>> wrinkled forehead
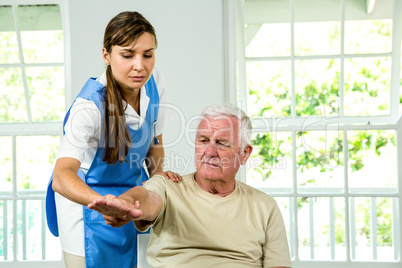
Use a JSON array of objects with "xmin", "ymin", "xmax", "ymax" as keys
[{"xmin": 197, "ymin": 115, "xmax": 240, "ymax": 137}]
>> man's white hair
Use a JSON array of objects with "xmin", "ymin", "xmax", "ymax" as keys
[{"xmin": 200, "ymin": 103, "xmax": 252, "ymax": 150}]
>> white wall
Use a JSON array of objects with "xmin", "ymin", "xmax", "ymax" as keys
[{"xmin": 67, "ymin": 0, "xmax": 225, "ymax": 174}]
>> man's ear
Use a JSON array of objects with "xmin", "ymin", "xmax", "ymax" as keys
[
  {"xmin": 241, "ymin": 144, "xmax": 253, "ymax": 165},
  {"xmin": 102, "ymin": 47, "xmax": 110, "ymax": 65}
]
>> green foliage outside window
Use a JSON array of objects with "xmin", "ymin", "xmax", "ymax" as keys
[{"xmin": 247, "ymin": 19, "xmax": 397, "ymax": 251}]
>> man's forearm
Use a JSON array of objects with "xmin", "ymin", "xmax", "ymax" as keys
[
  {"xmin": 87, "ymin": 186, "xmax": 163, "ymax": 224},
  {"xmin": 119, "ymin": 186, "xmax": 162, "ymax": 222}
]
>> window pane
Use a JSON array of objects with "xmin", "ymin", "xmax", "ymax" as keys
[
  {"xmin": 246, "ymin": 23, "xmax": 290, "ymax": 57},
  {"xmin": 0, "ymin": 137, "xmax": 12, "ymax": 194},
  {"xmin": 247, "ymin": 61, "xmax": 291, "ymax": 117},
  {"xmin": 345, "ymin": 19, "xmax": 392, "ymax": 54},
  {"xmin": 17, "ymin": 200, "xmax": 62, "ymax": 260},
  {"xmin": 294, "ymin": 0, "xmax": 340, "ymax": 56},
  {"xmin": 376, "ymin": 197, "xmax": 395, "ymax": 261},
  {"xmin": 16, "ymin": 136, "xmax": 59, "ymax": 192},
  {"xmin": 17, "ymin": 5, "xmax": 63, "ymax": 63},
  {"xmin": 0, "ymin": 6, "xmax": 19, "ymax": 64},
  {"xmin": 0, "ymin": 200, "xmax": 13, "ymax": 261},
  {"xmin": 20, "ymin": 30, "xmax": 63, "ymax": 63},
  {"xmin": 0, "ymin": 68, "xmax": 27, "ymax": 122},
  {"xmin": 244, "ymin": 0, "xmax": 290, "ymax": 57},
  {"xmin": 275, "ymin": 197, "xmax": 293, "ymax": 258},
  {"xmin": 294, "ymin": 22, "xmax": 340, "ymax": 56},
  {"xmin": 344, "ymin": 0, "xmax": 392, "ymax": 55},
  {"xmin": 247, "ymin": 132, "xmax": 293, "ymax": 191},
  {"xmin": 351, "ymin": 197, "xmax": 396, "ymax": 261},
  {"xmin": 297, "ymin": 130, "xmax": 343, "ymax": 192},
  {"xmin": 26, "ymin": 66, "xmax": 65, "ymax": 122},
  {"xmin": 344, "ymin": 57, "xmax": 391, "ymax": 116},
  {"xmin": 348, "ymin": 130, "xmax": 397, "ymax": 193},
  {"xmin": 298, "ymin": 197, "xmax": 346, "ymax": 260},
  {"xmin": 295, "ymin": 59, "xmax": 340, "ymax": 117}
]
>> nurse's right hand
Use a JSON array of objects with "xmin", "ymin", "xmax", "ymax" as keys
[{"xmin": 88, "ymin": 197, "xmax": 142, "ymax": 222}]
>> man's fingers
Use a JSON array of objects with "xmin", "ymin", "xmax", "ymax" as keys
[{"xmin": 105, "ymin": 194, "xmax": 116, "ymax": 200}]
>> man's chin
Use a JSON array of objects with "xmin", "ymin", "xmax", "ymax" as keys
[{"xmin": 198, "ymin": 169, "xmax": 222, "ymax": 180}]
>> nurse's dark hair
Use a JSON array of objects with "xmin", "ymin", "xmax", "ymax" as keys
[{"xmin": 102, "ymin": 11, "xmax": 157, "ymax": 164}]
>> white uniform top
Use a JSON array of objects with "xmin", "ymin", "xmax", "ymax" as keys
[{"xmin": 55, "ymin": 69, "xmax": 170, "ymax": 256}]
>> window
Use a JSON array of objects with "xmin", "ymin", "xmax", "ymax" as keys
[
  {"xmin": 227, "ymin": 0, "xmax": 402, "ymax": 266},
  {"xmin": 0, "ymin": 1, "xmax": 65, "ymax": 266}
]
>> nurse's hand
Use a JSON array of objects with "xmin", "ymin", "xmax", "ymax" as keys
[
  {"xmin": 88, "ymin": 197, "xmax": 142, "ymax": 223},
  {"xmin": 153, "ymin": 171, "xmax": 182, "ymax": 183}
]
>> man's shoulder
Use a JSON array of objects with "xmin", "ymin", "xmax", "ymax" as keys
[
  {"xmin": 147, "ymin": 172, "xmax": 195, "ymax": 187},
  {"xmin": 237, "ymin": 181, "xmax": 276, "ymax": 203}
]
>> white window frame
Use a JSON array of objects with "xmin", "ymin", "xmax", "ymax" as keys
[
  {"xmin": 223, "ymin": 0, "xmax": 402, "ymax": 267},
  {"xmin": 0, "ymin": 0, "xmax": 71, "ymax": 267}
]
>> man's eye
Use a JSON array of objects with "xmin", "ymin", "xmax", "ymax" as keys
[
  {"xmin": 217, "ymin": 142, "xmax": 229, "ymax": 148},
  {"xmin": 198, "ymin": 139, "xmax": 209, "ymax": 144}
]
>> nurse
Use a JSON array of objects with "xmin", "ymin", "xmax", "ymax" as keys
[{"xmin": 45, "ymin": 11, "xmax": 179, "ymax": 268}]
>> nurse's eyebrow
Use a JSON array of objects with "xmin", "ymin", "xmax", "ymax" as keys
[{"xmin": 120, "ymin": 48, "xmax": 154, "ymax": 52}]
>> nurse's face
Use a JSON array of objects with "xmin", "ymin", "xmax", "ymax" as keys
[{"xmin": 102, "ymin": 32, "xmax": 156, "ymax": 91}]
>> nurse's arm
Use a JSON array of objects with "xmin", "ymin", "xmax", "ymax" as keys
[
  {"xmin": 145, "ymin": 134, "xmax": 164, "ymax": 177},
  {"xmin": 146, "ymin": 134, "xmax": 181, "ymax": 182},
  {"xmin": 88, "ymin": 186, "xmax": 163, "ymax": 223},
  {"xmin": 52, "ymin": 157, "xmax": 103, "ymax": 206}
]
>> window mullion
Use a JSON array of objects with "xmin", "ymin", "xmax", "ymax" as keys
[
  {"xmin": 41, "ymin": 200, "xmax": 46, "ymax": 260},
  {"xmin": 340, "ymin": 0, "xmax": 346, "ymax": 119},
  {"xmin": 309, "ymin": 197, "xmax": 315, "ymax": 259},
  {"xmin": 11, "ymin": 4, "xmax": 32, "ymax": 123},
  {"xmin": 3, "ymin": 200, "xmax": 8, "ymax": 260},
  {"xmin": 289, "ymin": 196, "xmax": 295, "ymax": 259},
  {"xmin": 392, "ymin": 197, "xmax": 400, "ymax": 260},
  {"xmin": 22, "ymin": 200, "xmax": 27, "ymax": 260},
  {"xmin": 390, "ymin": 0, "xmax": 402, "ymax": 121},
  {"xmin": 291, "ymin": 129, "xmax": 299, "ymax": 261},
  {"xmin": 396, "ymin": 116, "xmax": 402, "ymax": 261},
  {"xmin": 371, "ymin": 197, "xmax": 378, "ymax": 260},
  {"xmin": 350, "ymin": 197, "xmax": 356, "ymax": 260},
  {"xmin": 12, "ymin": 135, "xmax": 17, "ymax": 261},
  {"xmin": 343, "ymin": 125, "xmax": 351, "ymax": 262},
  {"xmin": 329, "ymin": 197, "xmax": 335, "ymax": 259},
  {"xmin": 236, "ymin": 0, "xmax": 248, "ymax": 116},
  {"xmin": 290, "ymin": 0, "xmax": 296, "ymax": 119}
]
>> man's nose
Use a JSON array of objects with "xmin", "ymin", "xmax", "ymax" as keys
[{"xmin": 204, "ymin": 142, "xmax": 218, "ymax": 156}]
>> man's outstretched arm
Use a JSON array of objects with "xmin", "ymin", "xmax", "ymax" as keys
[{"xmin": 88, "ymin": 186, "xmax": 163, "ymax": 227}]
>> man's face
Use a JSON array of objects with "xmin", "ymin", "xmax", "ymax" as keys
[{"xmin": 195, "ymin": 115, "xmax": 250, "ymax": 182}]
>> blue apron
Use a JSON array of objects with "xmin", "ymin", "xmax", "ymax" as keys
[{"xmin": 45, "ymin": 76, "xmax": 159, "ymax": 268}]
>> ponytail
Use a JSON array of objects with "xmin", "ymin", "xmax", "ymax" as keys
[{"xmin": 102, "ymin": 66, "xmax": 131, "ymax": 164}]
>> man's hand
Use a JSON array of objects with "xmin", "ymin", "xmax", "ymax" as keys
[
  {"xmin": 88, "ymin": 197, "xmax": 143, "ymax": 226},
  {"xmin": 103, "ymin": 215, "xmax": 133, "ymax": 228}
]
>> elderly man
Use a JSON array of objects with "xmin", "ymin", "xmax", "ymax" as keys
[{"xmin": 89, "ymin": 103, "xmax": 292, "ymax": 268}]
